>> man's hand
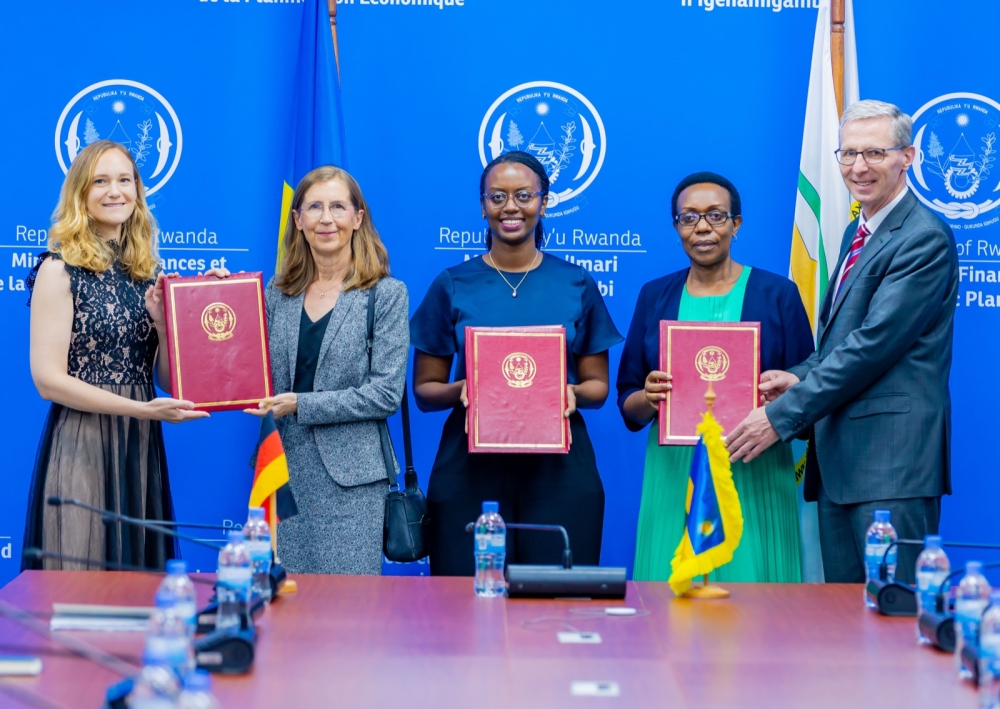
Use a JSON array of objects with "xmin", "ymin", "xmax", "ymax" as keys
[
  {"xmin": 726, "ymin": 407, "xmax": 780, "ymax": 463},
  {"xmin": 759, "ymin": 370, "xmax": 800, "ymax": 405}
]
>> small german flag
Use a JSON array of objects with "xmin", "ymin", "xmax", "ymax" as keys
[{"xmin": 250, "ymin": 412, "xmax": 299, "ymax": 539}]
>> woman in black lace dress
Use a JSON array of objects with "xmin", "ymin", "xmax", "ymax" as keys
[{"xmin": 22, "ymin": 140, "xmax": 213, "ymax": 571}]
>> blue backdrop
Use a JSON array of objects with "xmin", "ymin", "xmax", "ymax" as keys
[{"xmin": 1, "ymin": 0, "xmax": 996, "ymax": 587}]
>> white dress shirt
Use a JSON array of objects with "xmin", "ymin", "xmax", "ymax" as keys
[{"xmin": 835, "ymin": 186, "xmax": 910, "ymax": 290}]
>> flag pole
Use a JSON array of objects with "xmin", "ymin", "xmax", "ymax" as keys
[
  {"xmin": 831, "ymin": 0, "xmax": 845, "ymax": 116},
  {"xmin": 327, "ymin": 0, "xmax": 340, "ymax": 79},
  {"xmin": 681, "ymin": 382, "xmax": 731, "ymax": 600}
]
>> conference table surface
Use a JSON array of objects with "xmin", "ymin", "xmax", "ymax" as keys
[{"xmin": 0, "ymin": 571, "xmax": 975, "ymax": 708}]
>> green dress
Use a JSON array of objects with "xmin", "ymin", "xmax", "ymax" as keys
[{"xmin": 632, "ymin": 267, "xmax": 802, "ymax": 583}]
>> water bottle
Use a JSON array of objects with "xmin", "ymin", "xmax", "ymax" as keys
[
  {"xmin": 980, "ymin": 592, "xmax": 1000, "ymax": 709},
  {"xmin": 863, "ymin": 509, "xmax": 897, "ymax": 609},
  {"xmin": 216, "ymin": 530, "xmax": 252, "ymax": 631},
  {"xmin": 915, "ymin": 535, "xmax": 950, "ymax": 644},
  {"xmin": 127, "ymin": 649, "xmax": 180, "ymax": 708},
  {"xmin": 473, "ymin": 501, "xmax": 506, "ymax": 598},
  {"xmin": 144, "ymin": 591, "xmax": 191, "ymax": 680},
  {"xmin": 178, "ymin": 670, "xmax": 221, "ymax": 709},
  {"xmin": 957, "ymin": 561, "xmax": 992, "ymax": 678},
  {"xmin": 244, "ymin": 507, "xmax": 273, "ymax": 603},
  {"xmin": 158, "ymin": 560, "xmax": 197, "ymax": 641}
]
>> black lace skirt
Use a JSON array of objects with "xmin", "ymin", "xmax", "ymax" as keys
[{"xmin": 21, "ymin": 383, "xmax": 178, "ymax": 571}]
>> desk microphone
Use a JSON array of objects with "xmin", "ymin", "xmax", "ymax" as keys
[
  {"xmin": 917, "ymin": 560, "xmax": 1000, "ymax": 655},
  {"xmin": 867, "ymin": 539, "xmax": 1000, "ymax": 617},
  {"xmin": 465, "ymin": 522, "xmax": 626, "ymax": 599},
  {"xmin": 46, "ymin": 496, "xmax": 223, "ymax": 550},
  {"xmin": 46, "ymin": 496, "xmax": 287, "ymax": 598}
]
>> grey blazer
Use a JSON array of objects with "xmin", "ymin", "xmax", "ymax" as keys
[
  {"xmin": 265, "ymin": 276, "xmax": 409, "ymax": 487},
  {"xmin": 767, "ymin": 191, "xmax": 958, "ymax": 505}
]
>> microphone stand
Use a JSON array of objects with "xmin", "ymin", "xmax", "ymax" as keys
[
  {"xmin": 464, "ymin": 521, "xmax": 626, "ymax": 599},
  {"xmin": 918, "ymin": 560, "xmax": 1000, "ymax": 659},
  {"xmin": 867, "ymin": 539, "xmax": 1000, "ymax": 616},
  {"xmin": 46, "ymin": 497, "xmax": 223, "ymax": 551}
]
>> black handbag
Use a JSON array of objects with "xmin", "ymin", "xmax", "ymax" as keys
[{"xmin": 365, "ymin": 288, "xmax": 430, "ymax": 562}]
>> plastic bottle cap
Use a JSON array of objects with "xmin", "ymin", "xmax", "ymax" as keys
[
  {"xmin": 924, "ymin": 535, "xmax": 942, "ymax": 548},
  {"xmin": 166, "ymin": 559, "xmax": 187, "ymax": 575},
  {"xmin": 873, "ymin": 510, "xmax": 891, "ymax": 523},
  {"xmin": 248, "ymin": 508, "xmax": 264, "ymax": 520},
  {"xmin": 227, "ymin": 530, "xmax": 245, "ymax": 544},
  {"xmin": 183, "ymin": 669, "xmax": 212, "ymax": 691},
  {"xmin": 154, "ymin": 591, "xmax": 177, "ymax": 608},
  {"xmin": 967, "ymin": 561, "xmax": 983, "ymax": 574},
  {"xmin": 482, "ymin": 501, "xmax": 499, "ymax": 514}
]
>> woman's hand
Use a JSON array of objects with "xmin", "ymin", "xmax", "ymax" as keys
[
  {"xmin": 565, "ymin": 384, "xmax": 577, "ymax": 417},
  {"xmin": 244, "ymin": 393, "xmax": 298, "ymax": 419},
  {"xmin": 146, "ymin": 269, "xmax": 232, "ymax": 327},
  {"xmin": 144, "ymin": 397, "xmax": 210, "ymax": 423},
  {"xmin": 459, "ymin": 380, "xmax": 468, "ymax": 432},
  {"xmin": 144, "ymin": 273, "xmax": 172, "ymax": 330},
  {"xmin": 643, "ymin": 370, "xmax": 672, "ymax": 410}
]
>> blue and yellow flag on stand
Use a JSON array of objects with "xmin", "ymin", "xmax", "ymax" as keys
[
  {"xmin": 668, "ymin": 410, "xmax": 744, "ymax": 595},
  {"xmin": 277, "ymin": 0, "xmax": 348, "ymax": 265}
]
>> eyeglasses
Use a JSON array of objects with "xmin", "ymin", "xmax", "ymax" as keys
[
  {"xmin": 674, "ymin": 210, "xmax": 734, "ymax": 228},
  {"xmin": 482, "ymin": 190, "xmax": 545, "ymax": 208},
  {"xmin": 834, "ymin": 146, "xmax": 903, "ymax": 165},
  {"xmin": 299, "ymin": 201, "xmax": 353, "ymax": 220}
]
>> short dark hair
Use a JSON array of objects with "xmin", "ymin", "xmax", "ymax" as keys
[
  {"xmin": 480, "ymin": 151, "xmax": 550, "ymax": 249},
  {"xmin": 670, "ymin": 172, "xmax": 742, "ymax": 220}
]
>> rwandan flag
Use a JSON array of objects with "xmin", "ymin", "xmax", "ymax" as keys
[
  {"xmin": 668, "ymin": 410, "xmax": 744, "ymax": 595},
  {"xmin": 250, "ymin": 412, "xmax": 299, "ymax": 550},
  {"xmin": 276, "ymin": 0, "xmax": 348, "ymax": 265}
]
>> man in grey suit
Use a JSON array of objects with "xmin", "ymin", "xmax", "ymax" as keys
[{"xmin": 726, "ymin": 99, "xmax": 959, "ymax": 583}]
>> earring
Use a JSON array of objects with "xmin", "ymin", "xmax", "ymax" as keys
[{"xmin": 733, "ymin": 232, "xmax": 738, "ymax": 241}]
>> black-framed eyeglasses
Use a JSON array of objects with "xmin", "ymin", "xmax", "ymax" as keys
[
  {"xmin": 834, "ymin": 146, "xmax": 903, "ymax": 165},
  {"xmin": 482, "ymin": 190, "xmax": 545, "ymax": 208},
  {"xmin": 674, "ymin": 210, "xmax": 734, "ymax": 228}
]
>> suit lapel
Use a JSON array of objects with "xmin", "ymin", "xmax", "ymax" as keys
[
  {"xmin": 816, "ymin": 220, "xmax": 856, "ymax": 340},
  {"xmin": 314, "ymin": 288, "xmax": 359, "ymax": 380},
  {"xmin": 820, "ymin": 191, "xmax": 917, "ymax": 344},
  {"xmin": 286, "ymin": 290, "xmax": 306, "ymax": 389}
]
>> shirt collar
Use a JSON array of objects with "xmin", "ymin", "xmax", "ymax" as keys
[{"xmin": 859, "ymin": 186, "xmax": 909, "ymax": 236}]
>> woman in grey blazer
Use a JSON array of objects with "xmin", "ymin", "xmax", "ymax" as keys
[{"xmin": 246, "ymin": 166, "xmax": 408, "ymax": 575}]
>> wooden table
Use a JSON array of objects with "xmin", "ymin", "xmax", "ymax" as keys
[{"xmin": 0, "ymin": 571, "xmax": 975, "ymax": 708}]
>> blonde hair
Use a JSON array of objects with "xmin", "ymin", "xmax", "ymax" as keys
[
  {"xmin": 275, "ymin": 166, "xmax": 390, "ymax": 296},
  {"xmin": 48, "ymin": 140, "xmax": 159, "ymax": 281}
]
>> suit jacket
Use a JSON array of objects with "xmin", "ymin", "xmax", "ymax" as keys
[
  {"xmin": 265, "ymin": 276, "xmax": 409, "ymax": 487},
  {"xmin": 767, "ymin": 191, "xmax": 958, "ymax": 504}
]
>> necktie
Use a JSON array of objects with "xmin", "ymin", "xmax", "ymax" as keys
[{"xmin": 835, "ymin": 223, "xmax": 870, "ymax": 301}]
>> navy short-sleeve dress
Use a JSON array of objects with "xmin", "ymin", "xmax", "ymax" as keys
[{"xmin": 411, "ymin": 254, "xmax": 623, "ymax": 576}]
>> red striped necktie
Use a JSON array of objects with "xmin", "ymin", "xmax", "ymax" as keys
[{"xmin": 835, "ymin": 222, "xmax": 870, "ymax": 301}]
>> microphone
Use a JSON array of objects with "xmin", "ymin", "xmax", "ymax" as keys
[
  {"xmin": 47, "ymin": 496, "xmax": 288, "ymax": 598},
  {"xmin": 918, "ymin": 561, "xmax": 1000, "ymax": 654},
  {"xmin": 465, "ymin": 521, "xmax": 626, "ymax": 599},
  {"xmin": 867, "ymin": 539, "xmax": 1000, "ymax": 616},
  {"xmin": 47, "ymin": 496, "xmax": 223, "ymax": 550}
]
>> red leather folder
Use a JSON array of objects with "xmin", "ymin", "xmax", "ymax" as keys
[
  {"xmin": 465, "ymin": 326, "xmax": 569, "ymax": 454},
  {"xmin": 162, "ymin": 273, "xmax": 272, "ymax": 412},
  {"xmin": 658, "ymin": 321, "xmax": 760, "ymax": 445}
]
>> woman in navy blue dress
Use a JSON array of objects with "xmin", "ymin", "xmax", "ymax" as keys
[{"xmin": 410, "ymin": 152, "xmax": 623, "ymax": 576}]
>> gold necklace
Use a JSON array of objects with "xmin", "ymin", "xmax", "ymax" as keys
[
  {"xmin": 314, "ymin": 279, "xmax": 341, "ymax": 298},
  {"xmin": 486, "ymin": 250, "xmax": 540, "ymax": 298}
]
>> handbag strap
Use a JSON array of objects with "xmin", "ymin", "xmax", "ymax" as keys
[{"xmin": 366, "ymin": 286, "xmax": 413, "ymax": 492}]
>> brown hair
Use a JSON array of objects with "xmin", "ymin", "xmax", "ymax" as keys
[
  {"xmin": 274, "ymin": 166, "xmax": 390, "ymax": 295},
  {"xmin": 48, "ymin": 140, "xmax": 159, "ymax": 281}
]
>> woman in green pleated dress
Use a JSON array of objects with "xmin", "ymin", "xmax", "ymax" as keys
[{"xmin": 615, "ymin": 172, "xmax": 815, "ymax": 582}]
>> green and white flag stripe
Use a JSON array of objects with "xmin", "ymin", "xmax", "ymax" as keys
[{"xmin": 790, "ymin": 0, "xmax": 859, "ymax": 333}]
